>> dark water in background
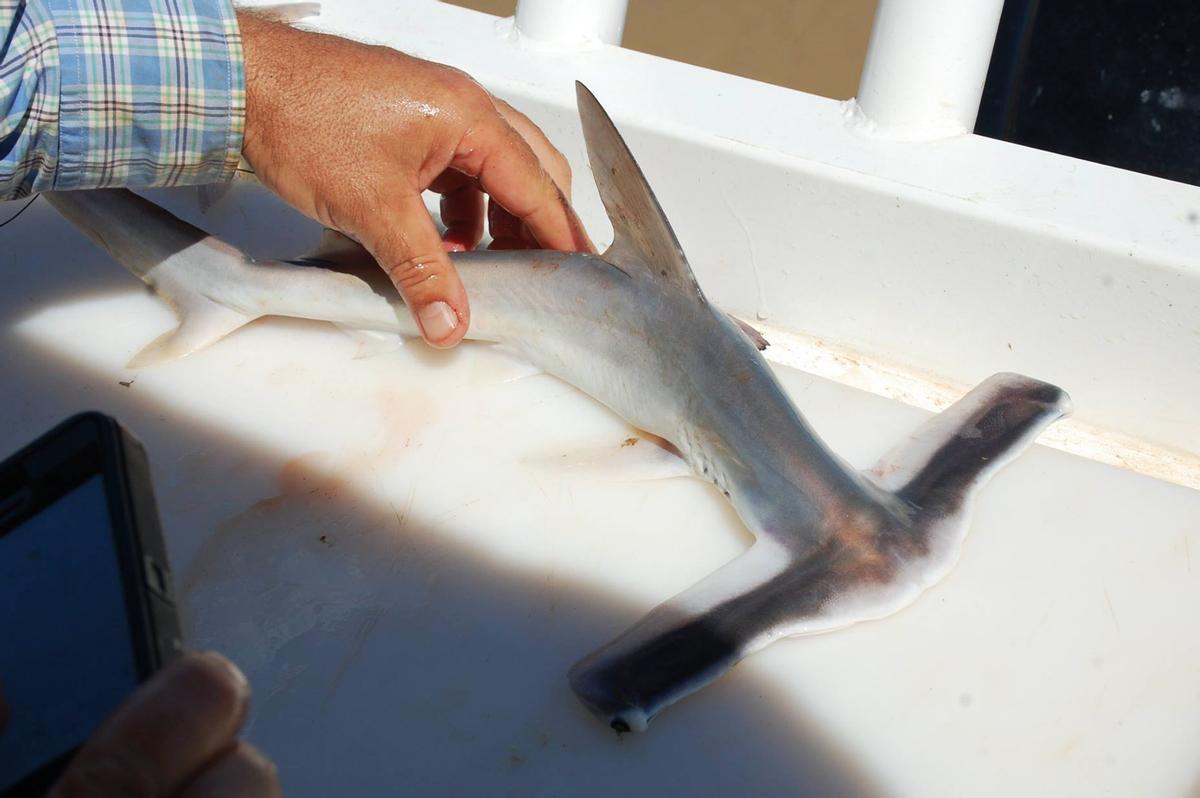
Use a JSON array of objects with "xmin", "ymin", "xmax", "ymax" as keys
[{"xmin": 979, "ymin": 0, "xmax": 1200, "ymax": 187}]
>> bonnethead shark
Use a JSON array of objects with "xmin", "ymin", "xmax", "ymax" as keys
[{"xmin": 45, "ymin": 83, "xmax": 1071, "ymax": 733}]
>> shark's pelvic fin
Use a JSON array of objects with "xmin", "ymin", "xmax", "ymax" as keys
[
  {"xmin": 520, "ymin": 433, "xmax": 692, "ymax": 483},
  {"xmin": 728, "ymin": 314, "xmax": 769, "ymax": 351},
  {"xmin": 334, "ymin": 324, "xmax": 405, "ymax": 358},
  {"xmin": 575, "ymin": 82, "xmax": 707, "ymax": 304}
]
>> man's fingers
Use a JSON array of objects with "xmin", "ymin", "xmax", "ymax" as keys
[
  {"xmin": 50, "ymin": 652, "xmax": 249, "ymax": 798},
  {"xmin": 438, "ymin": 178, "xmax": 485, "ymax": 252},
  {"xmin": 178, "ymin": 742, "xmax": 280, "ymax": 798},
  {"xmin": 492, "ymin": 97, "xmax": 574, "ymax": 202},
  {"xmin": 458, "ymin": 119, "xmax": 593, "ymax": 254},
  {"xmin": 364, "ymin": 194, "xmax": 470, "ymax": 348},
  {"xmin": 487, "ymin": 197, "xmax": 535, "ymax": 251}
]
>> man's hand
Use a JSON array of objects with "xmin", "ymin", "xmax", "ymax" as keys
[
  {"xmin": 48, "ymin": 653, "xmax": 278, "ymax": 797},
  {"xmin": 238, "ymin": 12, "xmax": 593, "ymax": 348}
]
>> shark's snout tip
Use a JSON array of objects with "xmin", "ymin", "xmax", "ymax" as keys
[
  {"xmin": 568, "ymin": 661, "xmax": 651, "ymax": 733},
  {"xmin": 983, "ymin": 372, "xmax": 1073, "ymax": 417}
]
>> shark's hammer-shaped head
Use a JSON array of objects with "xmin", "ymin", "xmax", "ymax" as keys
[{"xmin": 566, "ymin": 85, "xmax": 1072, "ymax": 735}]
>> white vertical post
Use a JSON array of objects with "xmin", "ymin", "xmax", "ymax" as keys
[
  {"xmin": 514, "ymin": 0, "xmax": 628, "ymax": 48},
  {"xmin": 855, "ymin": 0, "xmax": 1006, "ymax": 139}
]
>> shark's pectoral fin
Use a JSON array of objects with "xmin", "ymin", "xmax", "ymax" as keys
[
  {"xmin": 868, "ymin": 373, "xmax": 1072, "ymax": 513},
  {"xmin": 520, "ymin": 432, "xmax": 691, "ymax": 483},
  {"xmin": 128, "ymin": 301, "xmax": 258, "ymax": 368}
]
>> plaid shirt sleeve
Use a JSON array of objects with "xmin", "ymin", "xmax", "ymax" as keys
[{"xmin": 0, "ymin": 0, "xmax": 244, "ymax": 200}]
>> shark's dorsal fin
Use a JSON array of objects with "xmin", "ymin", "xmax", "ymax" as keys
[{"xmin": 575, "ymin": 82, "xmax": 707, "ymax": 304}]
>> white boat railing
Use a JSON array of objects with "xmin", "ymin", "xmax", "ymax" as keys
[
  {"xmin": 513, "ymin": 0, "xmax": 628, "ymax": 48},
  {"xmin": 854, "ymin": 0, "xmax": 1007, "ymax": 139}
]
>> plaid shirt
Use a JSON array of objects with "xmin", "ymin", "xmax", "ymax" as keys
[{"xmin": 1, "ymin": 0, "xmax": 243, "ymax": 200}]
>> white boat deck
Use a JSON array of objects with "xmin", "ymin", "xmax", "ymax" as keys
[{"xmin": 3, "ymin": 1, "xmax": 1198, "ymax": 795}]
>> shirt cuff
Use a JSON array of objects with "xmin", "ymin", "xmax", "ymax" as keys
[{"xmin": 50, "ymin": 0, "xmax": 244, "ymax": 191}]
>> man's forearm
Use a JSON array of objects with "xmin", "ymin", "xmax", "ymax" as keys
[{"xmin": 0, "ymin": 0, "xmax": 245, "ymax": 200}]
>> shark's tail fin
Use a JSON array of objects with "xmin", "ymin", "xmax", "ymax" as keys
[{"xmin": 46, "ymin": 189, "xmax": 263, "ymax": 367}]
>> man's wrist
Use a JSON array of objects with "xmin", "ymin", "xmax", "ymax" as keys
[
  {"xmin": 236, "ymin": 10, "xmax": 271, "ymax": 161},
  {"xmin": 237, "ymin": 10, "xmax": 309, "ymax": 170}
]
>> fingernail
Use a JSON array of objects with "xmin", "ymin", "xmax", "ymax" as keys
[{"xmin": 418, "ymin": 300, "xmax": 459, "ymax": 342}]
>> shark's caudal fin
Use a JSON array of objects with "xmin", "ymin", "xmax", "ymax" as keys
[
  {"xmin": 45, "ymin": 190, "xmax": 263, "ymax": 367},
  {"xmin": 575, "ymin": 83, "xmax": 707, "ymax": 304},
  {"xmin": 570, "ymin": 373, "xmax": 1071, "ymax": 732}
]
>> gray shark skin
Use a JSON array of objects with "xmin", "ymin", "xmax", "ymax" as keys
[{"xmin": 44, "ymin": 83, "xmax": 1071, "ymax": 733}]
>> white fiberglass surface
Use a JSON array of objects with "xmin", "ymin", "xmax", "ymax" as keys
[{"xmin": 2, "ymin": 191, "xmax": 1198, "ymax": 796}]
